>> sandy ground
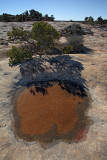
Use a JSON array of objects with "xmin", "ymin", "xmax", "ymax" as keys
[{"xmin": 0, "ymin": 22, "xmax": 107, "ymax": 160}]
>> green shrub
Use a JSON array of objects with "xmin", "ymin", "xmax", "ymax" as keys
[
  {"xmin": 67, "ymin": 35, "xmax": 84, "ymax": 52},
  {"xmin": 7, "ymin": 22, "xmax": 60, "ymax": 50},
  {"xmin": 7, "ymin": 46, "xmax": 32, "ymax": 65},
  {"xmin": 97, "ymin": 16, "xmax": 103, "ymax": 25},
  {"xmin": 61, "ymin": 23, "xmax": 82, "ymax": 37},
  {"xmin": 70, "ymin": 24, "xmax": 82, "ymax": 34},
  {"xmin": 7, "ymin": 26, "xmax": 31, "ymax": 41},
  {"xmin": 2, "ymin": 13, "xmax": 11, "ymax": 22},
  {"xmin": 32, "ymin": 21, "xmax": 60, "ymax": 51},
  {"xmin": 7, "ymin": 22, "xmax": 60, "ymax": 65},
  {"xmin": 62, "ymin": 45, "xmax": 74, "ymax": 54},
  {"xmin": 62, "ymin": 35, "xmax": 84, "ymax": 54}
]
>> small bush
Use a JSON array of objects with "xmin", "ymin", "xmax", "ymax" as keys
[
  {"xmin": 32, "ymin": 21, "xmax": 60, "ymax": 51},
  {"xmin": 62, "ymin": 35, "xmax": 84, "ymax": 54},
  {"xmin": 7, "ymin": 26, "xmax": 31, "ymax": 41},
  {"xmin": 62, "ymin": 45, "xmax": 74, "ymax": 54},
  {"xmin": 70, "ymin": 24, "xmax": 82, "ymax": 34},
  {"xmin": 61, "ymin": 23, "xmax": 82, "ymax": 37},
  {"xmin": 68, "ymin": 35, "xmax": 84, "ymax": 52},
  {"xmin": 7, "ymin": 46, "xmax": 32, "ymax": 65},
  {"xmin": 7, "ymin": 22, "xmax": 60, "ymax": 65}
]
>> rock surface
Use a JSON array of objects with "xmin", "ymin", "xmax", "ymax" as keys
[{"xmin": 0, "ymin": 21, "xmax": 107, "ymax": 160}]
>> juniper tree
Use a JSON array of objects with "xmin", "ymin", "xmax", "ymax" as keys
[{"xmin": 7, "ymin": 21, "xmax": 60, "ymax": 65}]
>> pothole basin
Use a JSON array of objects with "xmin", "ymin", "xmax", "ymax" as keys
[{"xmin": 12, "ymin": 81, "xmax": 91, "ymax": 144}]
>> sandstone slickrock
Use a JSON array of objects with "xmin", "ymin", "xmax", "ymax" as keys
[{"xmin": 0, "ymin": 21, "xmax": 107, "ymax": 160}]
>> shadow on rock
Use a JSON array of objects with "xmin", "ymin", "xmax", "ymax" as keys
[
  {"xmin": 12, "ymin": 55, "xmax": 93, "ymax": 148},
  {"xmin": 17, "ymin": 55, "xmax": 86, "ymax": 87}
]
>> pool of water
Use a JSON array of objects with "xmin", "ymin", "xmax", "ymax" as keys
[{"xmin": 12, "ymin": 81, "xmax": 90, "ymax": 144}]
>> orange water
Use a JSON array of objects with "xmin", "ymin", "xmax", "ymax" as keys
[{"xmin": 17, "ymin": 84, "xmax": 83, "ymax": 136}]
